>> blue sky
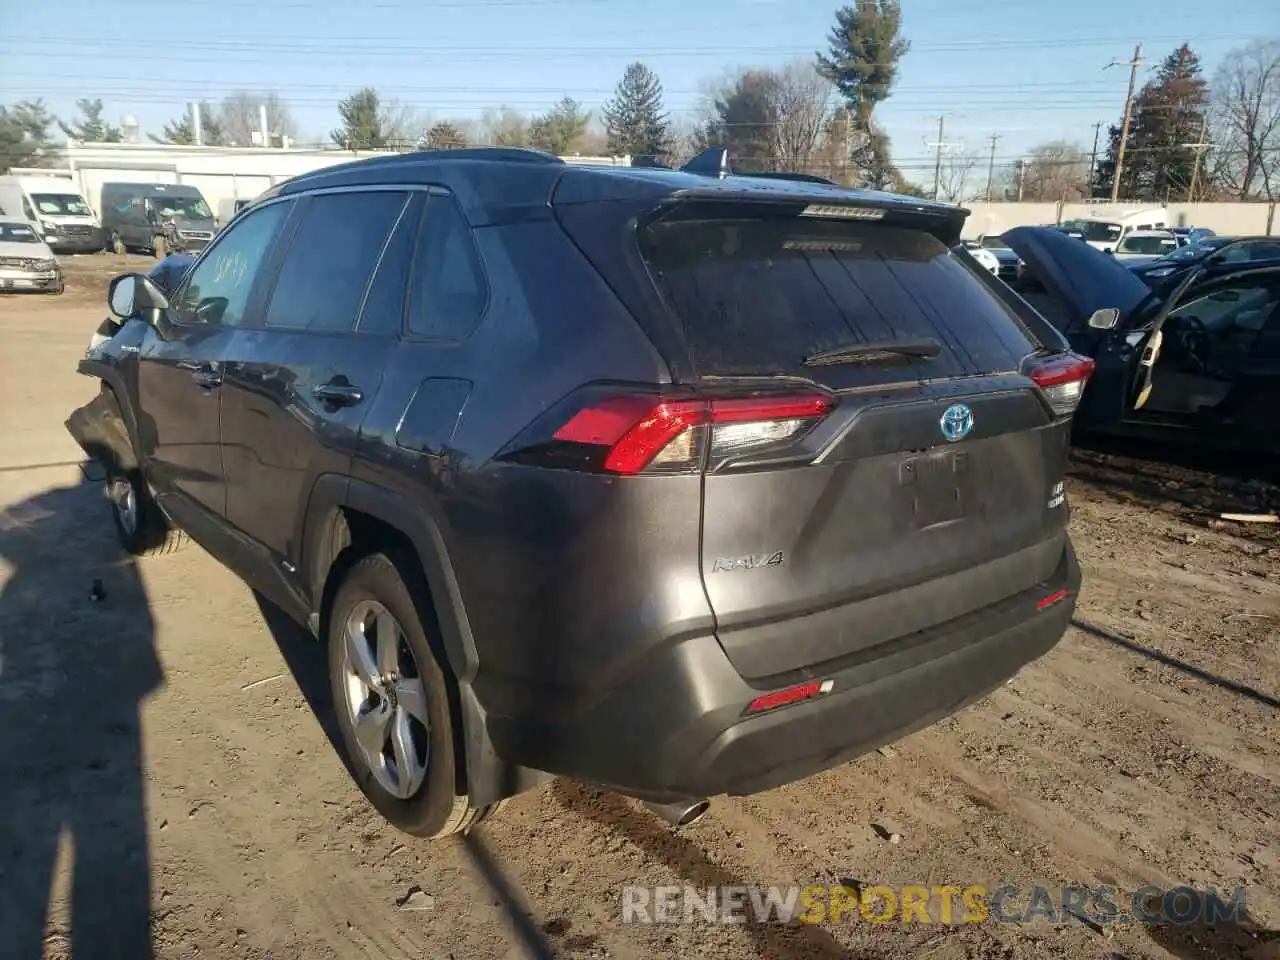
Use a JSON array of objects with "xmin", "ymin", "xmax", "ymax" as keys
[{"xmin": 5, "ymin": 0, "xmax": 1271, "ymax": 175}]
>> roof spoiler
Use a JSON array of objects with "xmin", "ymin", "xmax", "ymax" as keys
[{"xmin": 678, "ymin": 147, "xmax": 838, "ymax": 186}]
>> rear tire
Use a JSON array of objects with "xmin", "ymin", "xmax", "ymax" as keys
[
  {"xmin": 106, "ymin": 469, "xmax": 187, "ymax": 556},
  {"xmin": 327, "ymin": 551, "xmax": 500, "ymax": 838}
]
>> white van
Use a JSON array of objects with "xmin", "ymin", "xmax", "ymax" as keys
[
  {"xmin": 1057, "ymin": 207, "xmax": 1169, "ymax": 254},
  {"xmin": 0, "ymin": 176, "xmax": 104, "ymax": 254}
]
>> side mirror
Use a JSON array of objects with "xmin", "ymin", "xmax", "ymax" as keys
[
  {"xmin": 1087, "ymin": 308, "xmax": 1121, "ymax": 330},
  {"xmin": 1104, "ymin": 248, "xmax": 1115, "ymax": 256},
  {"xmin": 107, "ymin": 272, "xmax": 172, "ymax": 334}
]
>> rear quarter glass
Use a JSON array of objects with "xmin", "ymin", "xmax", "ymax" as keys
[{"xmin": 637, "ymin": 218, "xmax": 1038, "ymax": 388}]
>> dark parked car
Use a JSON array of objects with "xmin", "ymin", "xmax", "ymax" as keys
[
  {"xmin": 68, "ymin": 148, "xmax": 1088, "ymax": 838},
  {"xmin": 1128, "ymin": 235, "xmax": 1280, "ymax": 290},
  {"xmin": 1006, "ymin": 227, "xmax": 1280, "ymax": 455}
]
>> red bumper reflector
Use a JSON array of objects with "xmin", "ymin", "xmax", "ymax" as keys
[
  {"xmin": 747, "ymin": 679, "xmax": 832, "ymax": 714},
  {"xmin": 1038, "ymin": 588, "xmax": 1068, "ymax": 611}
]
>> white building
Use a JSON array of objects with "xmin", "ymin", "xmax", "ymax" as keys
[{"xmin": 19, "ymin": 141, "xmax": 631, "ymax": 225}]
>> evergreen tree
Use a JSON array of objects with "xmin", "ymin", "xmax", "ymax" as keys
[
  {"xmin": 58, "ymin": 99, "xmax": 122, "ymax": 143},
  {"xmin": 422, "ymin": 121, "xmax": 469, "ymax": 150},
  {"xmin": 602, "ymin": 62, "xmax": 671, "ymax": 164},
  {"xmin": 529, "ymin": 97, "xmax": 591, "ymax": 155},
  {"xmin": 1095, "ymin": 44, "xmax": 1208, "ymax": 201},
  {"xmin": 331, "ymin": 88, "xmax": 387, "ymax": 151},
  {"xmin": 150, "ymin": 104, "xmax": 224, "ymax": 146},
  {"xmin": 815, "ymin": 2, "xmax": 909, "ymax": 189},
  {"xmin": 0, "ymin": 100, "xmax": 56, "ymax": 172},
  {"xmin": 698, "ymin": 70, "xmax": 781, "ymax": 173},
  {"xmin": 815, "ymin": 0, "xmax": 910, "ymax": 125}
]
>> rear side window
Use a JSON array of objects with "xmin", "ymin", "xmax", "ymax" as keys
[
  {"xmin": 638, "ymin": 218, "xmax": 1036, "ymax": 383},
  {"xmin": 266, "ymin": 191, "xmax": 409, "ymax": 333},
  {"xmin": 405, "ymin": 194, "xmax": 488, "ymax": 340}
]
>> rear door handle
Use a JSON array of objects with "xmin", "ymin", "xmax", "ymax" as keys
[
  {"xmin": 313, "ymin": 380, "xmax": 364, "ymax": 407},
  {"xmin": 191, "ymin": 367, "xmax": 222, "ymax": 388}
]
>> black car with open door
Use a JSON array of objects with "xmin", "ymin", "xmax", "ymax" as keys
[{"xmin": 1005, "ymin": 227, "xmax": 1280, "ymax": 456}]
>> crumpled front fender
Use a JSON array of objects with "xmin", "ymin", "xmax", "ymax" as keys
[{"xmin": 66, "ymin": 389, "xmax": 138, "ymax": 476}]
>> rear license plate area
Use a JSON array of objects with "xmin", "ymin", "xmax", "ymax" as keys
[{"xmin": 899, "ymin": 449, "xmax": 975, "ymax": 528}]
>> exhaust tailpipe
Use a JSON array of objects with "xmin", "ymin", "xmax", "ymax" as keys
[{"xmin": 642, "ymin": 798, "xmax": 711, "ymax": 828}]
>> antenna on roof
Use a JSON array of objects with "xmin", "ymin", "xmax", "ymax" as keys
[{"xmin": 680, "ymin": 147, "xmax": 731, "ymax": 179}]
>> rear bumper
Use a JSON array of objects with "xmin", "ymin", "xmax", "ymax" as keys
[{"xmin": 486, "ymin": 539, "xmax": 1080, "ymax": 801}]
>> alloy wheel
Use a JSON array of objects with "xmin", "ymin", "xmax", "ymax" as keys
[
  {"xmin": 108, "ymin": 476, "xmax": 137, "ymax": 536},
  {"xmin": 340, "ymin": 599, "xmax": 430, "ymax": 799}
]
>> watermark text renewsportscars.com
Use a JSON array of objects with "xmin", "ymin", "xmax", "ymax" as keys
[{"xmin": 620, "ymin": 883, "xmax": 1248, "ymax": 926}]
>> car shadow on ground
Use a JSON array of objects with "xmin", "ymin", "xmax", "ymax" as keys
[
  {"xmin": 1071, "ymin": 618, "xmax": 1278, "ymax": 711},
  {"xmin": 1069, "ymin": 436, "xmax": 1278, "ymax": 527},
  {"xmin": 252, "ymin": 592, "xmax": 566, "ymax": 958},
  {"xmin": 551, "ymin": 780, "xmax": 873, "ymax": 960},
  {"xmin": 0, "ymin": 475, "xmax": 162, "ymax": 959},
  {"xmin": 1138, "ymin": 889, "xmax": 1278, "ymax": 960}
]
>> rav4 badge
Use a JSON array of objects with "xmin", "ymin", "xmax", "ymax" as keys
[{"xmin": 713, "ymin": 551, "xmax": 784, "ymax": 573}]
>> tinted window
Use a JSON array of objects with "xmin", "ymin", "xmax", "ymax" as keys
[
  {"xmin": 357, "ymin": 194, "xmax": 424, "ymax": 336},
  {"xmin": 171, "ymin": 200, "xmax": 291, "ymax": 327},
  {"xmin": 265, "ymin": 191, "xmax": 408, "ymax": 333},
  {"xmin": 638, "ymin": 218, "xmax": 1036, "ymax": 384},
  {"xmin": 405, "ymin": 194, "xmax": 488, "ymax": 340}
]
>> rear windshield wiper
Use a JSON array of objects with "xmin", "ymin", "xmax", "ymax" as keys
[{"xmin": 803, "ymin": 337, "xmax": 942, "ymax": 367}]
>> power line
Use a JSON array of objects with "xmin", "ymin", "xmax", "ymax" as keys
[
  {"xmin": 5, "ymin": 73, "xmax": 1133, "ymax": 95},
  {"xmin": 4, "ymin": 32, "xmax": 1253, "ymax": 57}
]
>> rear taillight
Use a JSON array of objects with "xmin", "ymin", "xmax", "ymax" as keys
[
  {"xmin": 1027, "ymin": 353, "xmax": 1096, "ymax": 417},
  {"xmin": 506, "ymin": 389, "xmax": 832, "ymax": 475}
]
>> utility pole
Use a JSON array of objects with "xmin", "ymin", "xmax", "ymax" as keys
[
  {"xmin": 930, "ymin": 115, "xmax": 946, "ymax": 201},
  {"xmin": 1016, "ymin": 159, "xmax": 1027, "ymax": 202},
  {"xmin": 1088, "ymin": 121, "xmax": 1103, "ymax": 197},
  {"xmin": 1105, "ymin": 44, "xmax": 1143, "ymax": 202},
  {"xmin": 985, "ymin": 132, "xmax": 1001, "ymax": 202},
  {"xmin": 1184, "ymin": 115, "xmax": 1212, "ymax": 202}
]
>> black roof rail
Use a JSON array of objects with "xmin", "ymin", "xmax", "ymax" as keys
[
  {"xmin": 408, "ymin": 147, "xmax": 564, "ymax": 165},
  {"xmin": 743, "ymin": 170, "xmax": 840, "ymax": 186},
  {"xmin": 678, "ymin": 147, "xmax": 838, "ymax": 185},
  {"xmin": 286, "ymin": 146, "xmax": 564, "ymax": 185}
]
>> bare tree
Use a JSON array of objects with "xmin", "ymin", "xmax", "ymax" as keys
[
  {"xmin": 477, "ymin": 106, "xmax": 530, "ymax": 147},
  {"xmin": 380, "ymin": 98, "xmax": 428, "ymax": 150},
  {"xmin": 770, "ymin": 60, "xmax": 834, "ymax": 175},
  {"xmin": 935, "ymin": 149, "xmax": 977, "ymax": 202},
  {"xmin": 1209, "ymin": 39, "xmax": 1280, "ymax": 200},
  {"xmin": 218, "ymin": 91, "xmax": 298, "ymax": 146},
  {"xmin": 1018, "ymin": 140, "xmax": 1091, "ymax": 201}
]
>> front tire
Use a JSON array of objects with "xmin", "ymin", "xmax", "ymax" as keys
[
  {"xmin": 106, "ymin": 469, "xmax": 186, "ymax": 556},
  {"xmin": 327, "ymin": 552, "xmax": 499, "ymax": 838}
]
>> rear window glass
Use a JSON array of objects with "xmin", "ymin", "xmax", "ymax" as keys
[{"xmin": 638, "ymin": 218, "xmax": 1037, "ymax": 383}]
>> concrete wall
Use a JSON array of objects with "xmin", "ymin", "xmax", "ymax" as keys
[{"xmin": 961, "ymin": 200, "xmax": 1279, "ymax": 239}]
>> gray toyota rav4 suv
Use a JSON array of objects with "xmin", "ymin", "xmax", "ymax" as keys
[{"xmin": 68, "ymin": 147, "xmax": 1088, "ymax": 837}]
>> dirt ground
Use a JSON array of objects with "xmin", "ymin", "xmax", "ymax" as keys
[{"xmin": 0, "ymin": 258, "xmax": 1276, "ymax": 960}]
